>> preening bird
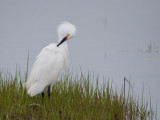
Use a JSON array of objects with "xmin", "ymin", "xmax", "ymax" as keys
[{"xmin": 25, "ymin": 22, "xmax": 76, "ymax": 97}]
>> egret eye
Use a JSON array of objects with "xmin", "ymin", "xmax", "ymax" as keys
[
  {"xmin": 66, "ymin": 34, "xmax": 70, "ymax": 39},
  {"xmin": 67, "ymin": 34, "xmax": 70, "ymax": 37}
]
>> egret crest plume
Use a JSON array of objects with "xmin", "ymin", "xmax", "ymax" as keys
[{"xmin": 57, "ymin": 21, "xmax": 76, "ymax": 41}]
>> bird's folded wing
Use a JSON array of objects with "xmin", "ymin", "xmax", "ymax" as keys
[{"xmin": 26, "ymin": 44, "xmax": 64, "ymax": 89}]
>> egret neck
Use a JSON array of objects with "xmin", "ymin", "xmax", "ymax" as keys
[{"xmin": 57, "ymin": 38, "xmax": 69, "ymax": 73}]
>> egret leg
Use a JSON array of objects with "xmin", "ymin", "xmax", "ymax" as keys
[
  {"xmin": 48, "ymin": 85, "xmax": 50, "ymax": 98},
  {"xmin": 42, "ymin": 92, "xmax": 44, "ymax": 98}
]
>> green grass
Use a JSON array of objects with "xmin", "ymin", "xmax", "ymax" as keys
[{"xmin": 0, "ymin": 70, "xmax": 156, "ymax": 120}]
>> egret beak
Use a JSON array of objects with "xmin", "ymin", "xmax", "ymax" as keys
[{"xmin": 57, "ymin": 34, "xmax": 70, "ymax": 47}]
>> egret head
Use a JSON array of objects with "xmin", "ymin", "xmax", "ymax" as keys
[{"xmin": 57, "ymin": 22, "xmax": 76, "ymax": 47}]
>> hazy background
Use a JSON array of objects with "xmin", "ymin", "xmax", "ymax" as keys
[{"xmin": 0, "ymin": 0, "xmax": 160, "ymax": 118}]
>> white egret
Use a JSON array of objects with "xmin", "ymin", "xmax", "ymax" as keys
[{"xmin": 25, "ymin": 21, "xmax": 76, "ymax": 97}]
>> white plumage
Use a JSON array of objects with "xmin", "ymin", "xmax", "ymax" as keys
[{"xmin": 26, "ymin": 22, "xmax": 76, "ymax": 97}]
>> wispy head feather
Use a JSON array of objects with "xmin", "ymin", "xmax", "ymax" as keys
[{"xmin": 57, "ymin": 21, "xmax": 76, "ymax": 41}]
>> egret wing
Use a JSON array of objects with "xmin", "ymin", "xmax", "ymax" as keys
[{"xmin": 26, "ymin": 44, "xmax": 64, "ymax": 93}]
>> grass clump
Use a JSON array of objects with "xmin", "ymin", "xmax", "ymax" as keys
[{"xmin": 0, "ymin": 70, "xmax": 155, "ymax": 120}]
